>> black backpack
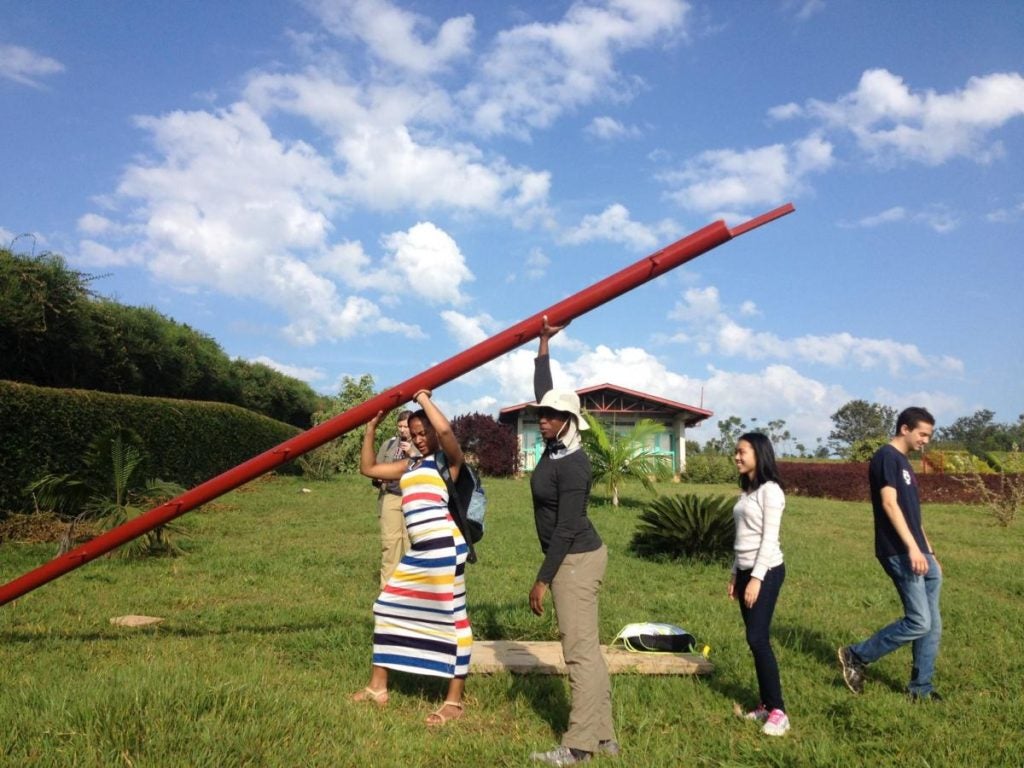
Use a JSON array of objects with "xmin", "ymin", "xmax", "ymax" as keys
[{"xmin": 435, "ymin": 452, "xmax": 486, "ymax": 563}]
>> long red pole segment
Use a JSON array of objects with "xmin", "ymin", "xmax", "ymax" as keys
[{"xmin": 0, "ymin": 203, "xmax": 794, "ymax": 606}]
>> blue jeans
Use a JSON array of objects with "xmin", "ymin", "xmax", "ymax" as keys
[{"xmin": 850, "ymin": 553, "xmax": 942, "ymax": 696}]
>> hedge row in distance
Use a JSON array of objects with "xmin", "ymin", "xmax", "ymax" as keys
[
  {"xmin": 0, "ymin": 380, "xmax": 302, "ymax": 514},
  {"xmin": 779, "ymin": 461, "xmax": 1016, "ymax": 505}
]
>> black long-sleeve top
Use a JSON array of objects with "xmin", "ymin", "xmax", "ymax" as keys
[{"xmin": 531, "ymin": 354, "xmax": 603, "ymax": 584}]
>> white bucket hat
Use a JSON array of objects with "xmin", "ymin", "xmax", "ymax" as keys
[{"xmin": 531, "ymin": 389, "xmax": 589, "ymax": 430}]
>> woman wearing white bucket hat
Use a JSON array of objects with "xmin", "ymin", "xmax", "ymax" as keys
[{"xmin": 527, "ymin": 316, "xmax": 618, "ymax": 766}]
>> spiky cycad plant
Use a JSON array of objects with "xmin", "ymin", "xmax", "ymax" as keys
[
  {"xmin": 582, "ymin": 412, "xmax": 674, "ymax": 506},
  {"xmin": 630, "ymin": 493, "xmax": 735, "ymax": 561},
  {"xmin": 27, "ymin": 427, "xmax": 186, "ymax": 557}
]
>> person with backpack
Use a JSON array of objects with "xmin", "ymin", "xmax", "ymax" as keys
[
  {"xmin": 527, "ymin": 317, "xmax": 619, "ymax": 766},
  {"xmin": 354, "ymin": 390, "xmax": 472, "ymax": 727},
  {"xmin": 729, "ymin": 432, "xmax": 790, "ymax": 736}
]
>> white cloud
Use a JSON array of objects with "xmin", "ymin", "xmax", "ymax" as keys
[
  {"xmin": 441, "ymin": 310, "xmax": 490, "ymax": 348},
  {"xmin": 77, "ymin": 239, "xmax": 140, "ymax": 267},
  {"xmin": 914, "ymin": 206, "xmax": 959, "ymax": 234},
  {"xmin": 543, "ymin": 344, "xmax": 847, "ymax": 449},
  {"xmin": 663, "ymin": 135, "xmax": 833, "ymax": 215},
  {"xmin": 854, "ymin": 206, "xmax": 907, "ymax": 227},
  {"xmin": 78, "ymin": 102, "xmax": 432, "ymax": 344},
  {"xmin": 463, "ymin": 0, "xmax": 689, "ymax": 138},
  {"xmin": 383, "ymin": 222, "xmax": 473, "ymax": 305},
  {"xmin": 986, "ymin": 201, "xmax": 1024, "ymax": 223},
  {"xmin": 305, "ymin": 0, "xmax": 474, "ymax": 75},
  {"xmin": 783, "ymin": 0, "xmax": 826, "ymax": 21},
  {"xmin": 776, "ymin": 68, "xmax": 1024, "ymax": 166},
  {"xmin": 840, "ymin": 204, "xmax": 958, "ymax": 233},
  {"xmin": 0, "ymin": 44, "xmax": 64, "ymax": 88},
  {"xmin": 244, "ymin": 71, "xmax": 552, "ymax": 217},
  {"xmin": 525, "ymin": 248, "xmax": 550, "ymax": 280},
  {"xmin": 559, "ymin": 203, "xmax": 677, "ymax": 251},
  {"xmin": 586, "ymin": 115, "xmax": 641, "ymax": 140},
  {"xmin": 249, "ymin": 355, "xmax": 327, "ymax": 383},
  {"xmin": 668, "ymin": 284, "xmax": 964, "ymax": 377},
  {"xmin": 0, "ymin": 226, "xmax": 16, "ymax": 246}
]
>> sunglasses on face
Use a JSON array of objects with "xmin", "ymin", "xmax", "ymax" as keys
[{"xmin": 537, "ymin": 407, "xmax": 567, "ymax": 420}]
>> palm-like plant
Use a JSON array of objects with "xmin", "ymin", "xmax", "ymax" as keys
[
  {"xmin": 582, "ymin": 413, "xmax": 674, "ymax": 506},
  {"xmin": 27, "ymin": 428, "xmax": 186, "ymax": 557},
  {"xmin": 630, "ymin": 493, "xmax": 735, "ymax": 561}
]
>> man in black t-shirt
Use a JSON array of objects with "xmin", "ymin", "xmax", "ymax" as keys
[{"xmin": 838, "ymin": 407, "xmax": 942, "ymax": 702}]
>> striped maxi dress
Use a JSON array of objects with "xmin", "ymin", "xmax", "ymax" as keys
[{"xmin": 371, "ymin": 454, "xmax": 472, "ymax": 678}]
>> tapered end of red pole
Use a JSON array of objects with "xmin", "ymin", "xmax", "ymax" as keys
[{"xmin": 729, "ymin": 203, "xmax": 795, "ymax": 237}]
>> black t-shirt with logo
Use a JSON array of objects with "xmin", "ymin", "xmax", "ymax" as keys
[{"xmin": 869, "ymin": 444, "xmax": 929, "ymax": 559}]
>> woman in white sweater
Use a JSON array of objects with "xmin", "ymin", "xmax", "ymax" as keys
[{"xmin": 728, "ymin": 431, "xmax": 790, "ymax": 736}]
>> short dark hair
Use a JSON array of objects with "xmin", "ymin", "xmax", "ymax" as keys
[
  {"xmin": 737, "ymin": 432, "xmax": 785, "ymax": 492},
  {"xmin": 895, "ymin": 406, "xmax": 935, "ymax": 435},
  {"xmin": 397, "ymin": 410, "xmax": 413, "ymax": 423}
]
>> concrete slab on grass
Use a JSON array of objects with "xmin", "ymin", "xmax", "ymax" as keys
[{"xmin": 470, "ymin": 640, "xmax": 713, "ymax": 676}]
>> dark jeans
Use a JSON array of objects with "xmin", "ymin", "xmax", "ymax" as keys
[{"xmin": 735, "ymin": 564, "xmax": 786, "ymax": 712}]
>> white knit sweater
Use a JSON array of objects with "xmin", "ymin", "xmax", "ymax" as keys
[{"xmin": 732, "ymin": 481, "xmax": 785, "ymax": 580}]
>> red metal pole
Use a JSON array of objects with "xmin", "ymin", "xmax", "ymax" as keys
[{"xmin": 0, "ymin": 204, "xmax": 794, "ymax": 607}]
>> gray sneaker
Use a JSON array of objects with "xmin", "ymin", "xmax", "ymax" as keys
[
  {"xmin": 597, "ymin": 740, "xmax": 621, "ymax": 756},
  {"xmin": 837, "ymin": 646, "xmax": 865, "ymax": 694},
  {"xmin": 529, "ymin": 746, "xmax": 591, "ymax": 766}
]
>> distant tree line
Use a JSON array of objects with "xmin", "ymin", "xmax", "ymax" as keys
[
  {"xmin": 1, "ymin": 248, "xmax": 321, "ymax": 427},
  {"xmin": 689, "ymin": 399, "xmax": 1022, "ymax": 461}
]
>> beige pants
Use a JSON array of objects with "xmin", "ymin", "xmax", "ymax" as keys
[
  {"xmin": 551, "ymin": 544, "xmax": 615, "ymax": 753},
  {"xmin": 378, "ymin": 492, "xmax": 409, "ymax": 589}
]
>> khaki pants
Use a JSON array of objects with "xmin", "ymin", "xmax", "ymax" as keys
[
  {"xmin": 551, "ymin": 544, "xmax": 615, "ymax": 753},
  {"xmin": 378, "ymin": 492, "xmax": 409, "ymax": 589}
]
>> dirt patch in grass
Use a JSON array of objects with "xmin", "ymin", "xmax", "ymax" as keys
[{"xmin": 0, "ymin": 512, "xmax": 100, "ymax": 545}]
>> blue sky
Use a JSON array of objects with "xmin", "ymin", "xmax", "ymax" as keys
[{"xmin": 3, "ymin": 0, "xmax": 1022, "ymax": 451}]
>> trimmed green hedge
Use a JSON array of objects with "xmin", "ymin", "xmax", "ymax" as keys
[{"xmin": 0, "ymin": 380, "xmax": 301, "ymax": 514}]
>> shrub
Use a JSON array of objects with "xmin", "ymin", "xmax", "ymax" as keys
[
  {"xmin": 778, "ymin": 460, "xmax": 1020, "ymax": 506},
  {"xmin": 781, "ymin": 462, "xmax": 867, "ymax": 501},
  {"xmin": 682, "ymin": 454, "xmax": 735, "ymax": 484},
  {"xmin": 849, "ymin": 437, "xmax": 889, "ymax": 462},
  {"xmin": 28, "ymin": 426, "xmax": 187, "ymax": 557},
  {"xmin": 0, "ymin": 380, "xmax": 301, "ymax": 514},
  {"xmin": 630, "ymin": 493, "xmax": 735, "ymax": 562},
  {"xmin": 451, "ymin": 412, "xmax": 519, "ymax": 478},
  {"xmin": 985, "ymin": 451, "xmax": 1024, "ymax": 473},
  {"xmin": 923, "ymin": 450, "xmax": 993, "ymax": 474}
]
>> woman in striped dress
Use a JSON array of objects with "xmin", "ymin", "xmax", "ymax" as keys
[{"xmin": 354, "ymin": 388, "xmax": 472, "ymax": 726}]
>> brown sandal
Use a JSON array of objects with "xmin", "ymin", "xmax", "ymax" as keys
[
  {"xmin": 425, "ymin": 700, "xmax": 464, "ymax": 726},
  {"xmin": 351, "ymin": 687, "xmax": 389, "ymax": 706}
]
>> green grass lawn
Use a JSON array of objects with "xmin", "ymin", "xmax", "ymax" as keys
[{"xmin": 1, "ymin": 473, "xmax": 1022, "ymax": 767}]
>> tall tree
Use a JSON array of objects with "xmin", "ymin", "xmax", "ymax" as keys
[
  {"xmin": 306, "ymin": 374, "xmax": 380, "ymax": 474},
  {"xmin": 705, "ymin": 415, "xmax": 747, "ymax": 455},
  {"xmin": 935, "ymin": 409, "xmax": 1022, "ymax": 454},
  {"xmin": 829, "ymin": 400, "xmax": 896, "ymax": 458}
]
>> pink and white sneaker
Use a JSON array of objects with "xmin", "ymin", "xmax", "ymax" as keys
[{"xmin": 762, "ymin": 708, "xmax": 790, "ymax": 736}]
